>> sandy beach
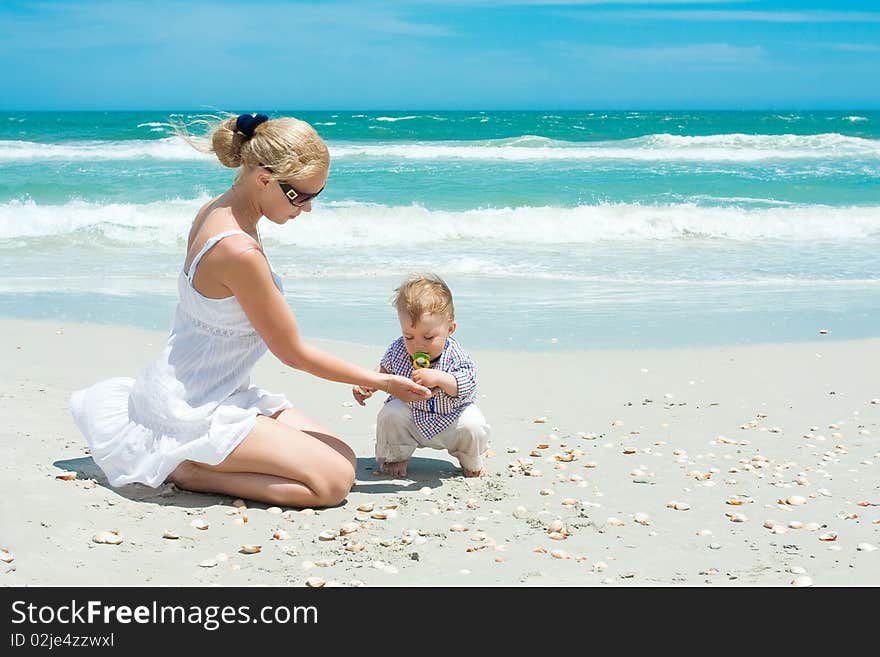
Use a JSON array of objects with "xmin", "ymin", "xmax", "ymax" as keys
[{"xmin": 1, "ymin": 318, "xmax": 878, "ymax": 587}]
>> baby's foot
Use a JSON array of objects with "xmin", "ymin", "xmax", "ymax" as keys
[
  {"xmin": 462, "ymin": 465, "xmax": 488, "ymax": 478},
  {"xmin": 380, "ymin": 460, "xmax": 409, "ymax": 478}
]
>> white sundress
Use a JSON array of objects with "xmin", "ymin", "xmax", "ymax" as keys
[{"xmin": 69, "ymin": 229, "xmax": 292, "ymax": 488}]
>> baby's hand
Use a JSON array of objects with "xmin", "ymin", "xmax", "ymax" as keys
[
  {"xmin": 411, "ymin": 368, "xmax": 440, "ymax": 390},
  {"xmin": 352, "ymin": 385, "xmax": 374, "ymax": 406}
]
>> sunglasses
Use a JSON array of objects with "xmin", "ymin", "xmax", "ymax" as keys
[{"xmin": 261, "ymin": 166, "xmax": 324, "ymax": 207}]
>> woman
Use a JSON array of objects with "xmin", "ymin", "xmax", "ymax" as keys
[{"xmin": 70, "ymin": 113, "xmax": 431, "ymax": 508}]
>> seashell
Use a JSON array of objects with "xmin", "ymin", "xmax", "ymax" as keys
[
  {"xmin": 726, "ymin": 499, "xmax": 744, "ymax": 506},
  {"xmin": 607, "ymin": 517, "xmax": 625, "ymax": 527},
  {"xmin": 266, "ymin": 506, "xmax": 282, "ymax": 515},
  {"xmin": 763, "ymin": 520, "xmax": 776, "ymax": 529},
  {"xmin": 791, "ymin": 576, "xmax": 813, "ymax": 587},
  {"xmin": 466, "ymin": 499, "xmax": 478, "ymax": 509},
  {"xmin": 306, "ymin": 577, "xmax": 326, "ymax": 588},
  {"xmin": 695, "ymin": 529, "xmax": 712, "ymax": 536},
  {"xmin": 272, "ymin": 529, "xmax": 290, "ymax": 541},
  {"xmin": 319, "ymin": 530, "xmax": 338, "ymax": 541},
  {"xmin": 668, "ymin": 501, "xmax": 690, "ymax": 511},
  {"xmin": 547, "ymin": 519, "xmax": 566, "ymax": 533},
  {"xmin": 239, "ymin": 544, "xmax": 262, "ymax": 554},
  {"xmin": 785, "ymin": 495, "xmax": 807, "ymax": 506},
  {"xmin": 231, "ymin": 499, "xmax": 247, "ymax": 508},
  {"xmin": 561, "ymin": 498, "xmax": 578, "ymax": 506},
  {"xmin": 300, "ymin": 508, "xmax": 316, "ymax": 516},
  {"xmin": 857, "ymin": 543, "xmax": 878, "ymax": 552},
  {"xmin": 345, "ymin": 542, "xmax": 365, "ymax": 552},
  {"xmin": 788, "ymin": 521, "xmax": 804, "ymax": 529},
  {"xmin": 818, "ymin": 532, "xmax": 837, "ymax": 542},
  {"xmin": 789, "ymin": 566, "xmax": 807, "ymax": 574},
  {"xmin": 539, "ymin": 488, "xmax": 554, "ymax": 496},
  {"xmin": 771, "ymin": 525, "xmax": 788, "ymax": 535},
  {"xmin": 622, "ymin": 447, "xmax": 637, "ymax": 455},
  {"xmin": 840, "ymin": 512, "xmax": 858, "ymax": 520},
  {"xmin": 190, "ymin": 519, "xmax": 209, "ymax": 530},
  {"xmin": 79, "ymin": 479, "xmax": 97, "ymax": 489},
  {"xmin": 92, "ymin": 531, "xmax": 122, "ymax": 545},
  {"xmin": 534, "ymin": 417, "xmax": 547, "ymax": 423},
  {"xmin": 198, "ymin": 559, "xmax": 218, "ymax": 568},
  {"xmin": 513, "ymin": 506, "xmax": 530, "ymax": 519},
  {"xmin": 725, "ymin": 513, "xmax": 747, "ymax": 522},
  {"xmin": 356, "ymin": 503, "xmax": 374, "ymax": 512},
  {"xmin": 507, "ymin": 446, "xmax": 520, "ymax": 453},
  {"xmin": 162, "ymin": 531, "xmax": 179, "ymax": 540},
  {"xmin": 536, "ymin": 443, "xmax": 550, "ymax": 449},
  {"xmin": 55, "ymin": 472, "xmax": 77, "ymax": 481},
  {"xmin": 548, "ymin": 531, "xmax": 568, "ymax": 541},
  {"xmin": 529, "ymin": 469, "xmax": 544, "ymax": 477},
  {"xmin": 550, "ymin": 549, "xmax": 570, "ymax": 560},
  {"xmin": 611, "ymin": 420, "xmax": 623, "ymax": 427},
  {"xmin": 450, "ymin": 524, "xmax": 468, "ymax": 532},
  {"xmin": 634, "ymin": 512, "xmax": 651, "ymax": 525},
  {"xmin": 555, "ymin": 453, "xmax": 575, "ymax": 462},
  {"xmin": 533, "ymin": 547, "xmax": 548, "ymax": 554},
  {"xmin": 379, "ymin": 539, "xmax": 396, "ymax": 547},
  {"xmin": 340, "ymin": 522, "xmax": 359, "ymax": 536},
  {"xmin": 1, "ymin": 549, "xmax": 14, "ymax": 563},
  {"xmin": 495, "ymin": 556, "xmax": 506, "ymax": 563},
  {"xmin": 804, "ymin": 522, "xmax": 821, "ymax": 531},
  {"xmin": 583, "ymin": 461, "xmax": 598, "ymax": 468},
  {"xmin": 529, "ymin": 450, "xmax": 542, "ymax": 457}
]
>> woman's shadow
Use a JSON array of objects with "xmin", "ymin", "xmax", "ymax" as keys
[{"xmin": 53, "ymin": 454, "xmax": 466, "ymax": 509}]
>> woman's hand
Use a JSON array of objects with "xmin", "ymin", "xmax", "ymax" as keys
[
  {"xmin": 384, "ymin": 375, "xmax": 432, "ymax": 402},
  {"xmin": 352, "ymin": 385, "xmax": 374, "ymax": 406}
]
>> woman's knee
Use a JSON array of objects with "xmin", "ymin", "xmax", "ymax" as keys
[{"xmin": 310, "ymin": 462, "xmax": 355, "ymax": 507}]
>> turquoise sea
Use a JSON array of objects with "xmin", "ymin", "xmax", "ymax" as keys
[{"xmin": 1, "ymin": 110, "xmax": 878, "ymax": 349}]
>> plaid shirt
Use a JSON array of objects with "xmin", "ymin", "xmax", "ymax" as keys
[{"xmin": 380, "ymin": 335, "xmax": 478, "ymax": 439}]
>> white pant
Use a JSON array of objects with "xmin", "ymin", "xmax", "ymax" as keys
[{"xmin": 376, "ymin": 398, "xmax": 490, "ymax": 472}]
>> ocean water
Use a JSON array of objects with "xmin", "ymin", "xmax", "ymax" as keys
[{"xmin": 1, "ymin": 110, "xmax": 878, "ymax": 350}]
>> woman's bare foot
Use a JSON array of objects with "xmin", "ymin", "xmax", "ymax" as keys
[
  {"xmin": 380, "ymin": 460, "xmax": 409, "ymax": 478},
  {"xmin": 462, "ymin": 465, "xmax": 488, "ymax": 478},
  {"xmin": 166, "ymin": 460, "xmax": 201, "ymax": 489}
]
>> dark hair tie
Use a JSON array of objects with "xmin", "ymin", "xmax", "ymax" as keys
[{"xmin": 235, "ymin": 113, "xmax": 269, "ymax": 139}]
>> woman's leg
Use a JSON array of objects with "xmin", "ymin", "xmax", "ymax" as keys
[{"xmin": 169, "ymin": 413, "xmax": 355, "ymax": 508}]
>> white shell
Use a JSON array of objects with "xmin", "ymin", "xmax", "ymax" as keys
[
  {"xmin": 561, "ymin": 498, "xmax": 578, "ymax": 506},
  {"xmin": 162, "ymin": 531, "xmax": 179, "ymax": 540},
  {"xmin": 818, "ymin": 532, "xmax": 838, "ymax": 542},
  {"xmin": 356, "ymin": 503, "xmax": 374, "ymax": 512},
  {"xmin": 791, "ymin": 576, "xmax": 813, "ymax": 587},
  {"xmin": 239, "ymin": 544, "xmax": 262, "ymax": 554},
  {"xmin": 266, "ymin": 506, "xmax": 283, "ymax": 515},
  {"xmin": 231, "ymin": 499, "xmax": 247, "ymax": 508},
  {"xmin": 306, "ymin": 577, "xmax": 326, "ymax": 588},
  {"xmin": 272, "ymin": 529, "xmax": 290, "ymax": 541},
  {"xmin": 550, "ymin": 549, "xmax": 570, "ymax": 560},
  {"xmin": 607, "ymin": 517, "xmax": 625, "ymax": 527},
  {"xmin": 198, "ymin": 559, "xmax": 218, "ymax": 568},
  {"xmin": 634, "ymin": 512, "xmax": 651, "ymax": 525},
  {"xmin": 1, "ymin": 549, "xmax": 14, "ymax": 563},
  {"xmin": 190, "ymin": 519, "xmax": 209, "ymax": 530},
  {"xmin": 786, "ymin": 495, "xmax": 807, "ymax": 506},
  {"xmin": 340, "ymin": 522, "xmax": 359, "ymax": 535},
  {"xmin": 449, "ymin": 524, "xmax": 468, "ymax": 532},
  {"xmin": 92, "ymin": 531, "xmax": 123, "ymax": 545},
  {"xmin": 319, "ymin": 530, "xmax": 338, "ymax": 541}
]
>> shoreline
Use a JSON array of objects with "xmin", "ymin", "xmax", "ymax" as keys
[{"xmin": 2, "ymin": 318, "xmax": 879, "ymax": 586}]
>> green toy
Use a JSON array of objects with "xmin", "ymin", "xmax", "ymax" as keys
[{"xmin": 412, "ymin": 352, "xmax": 431, "ymax": 369}]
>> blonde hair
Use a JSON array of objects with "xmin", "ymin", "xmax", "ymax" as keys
[
  {"xmin": 393, "ymin": 273, "xmax": 455, "ymax": 324},
  {"xmin": 172, "ymin": 113, "xmax": 330, "ymax": 185}
]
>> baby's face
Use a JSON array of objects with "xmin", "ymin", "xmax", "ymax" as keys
[{"xmin": 398, "ymin": 311, "xmax": 456, "ymax": 361}]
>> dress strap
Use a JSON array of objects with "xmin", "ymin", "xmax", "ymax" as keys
[{"xmin": 185, "ymin": 230, "xmax": 254, "ymax": 282}]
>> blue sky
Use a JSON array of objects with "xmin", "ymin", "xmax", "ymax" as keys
[{"xmin": 1, "ymin": 0, "xmax": 878, "ymax": 109}]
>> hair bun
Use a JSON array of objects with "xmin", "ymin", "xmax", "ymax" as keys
[{"xmin": 235, "ymin": 113, "xmax": 269, "ymax": 139}]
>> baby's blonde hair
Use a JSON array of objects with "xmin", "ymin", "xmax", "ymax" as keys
[
  {"xmin": 172, "ymin": 113, "xmax": 330, "ymax": 185},
  {"xmin": 393, "ymin": 273, "xmax": 455, "ymax": 325}
]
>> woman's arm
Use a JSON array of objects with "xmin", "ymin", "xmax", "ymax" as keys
[{"xmin": 221, "ymin": 248, "xmax": 431, "ymax": 401}]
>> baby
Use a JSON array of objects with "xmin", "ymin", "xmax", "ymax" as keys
[{"xmin": 353, "ymin": 273, "xmax": 490, "ymax": 477}]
